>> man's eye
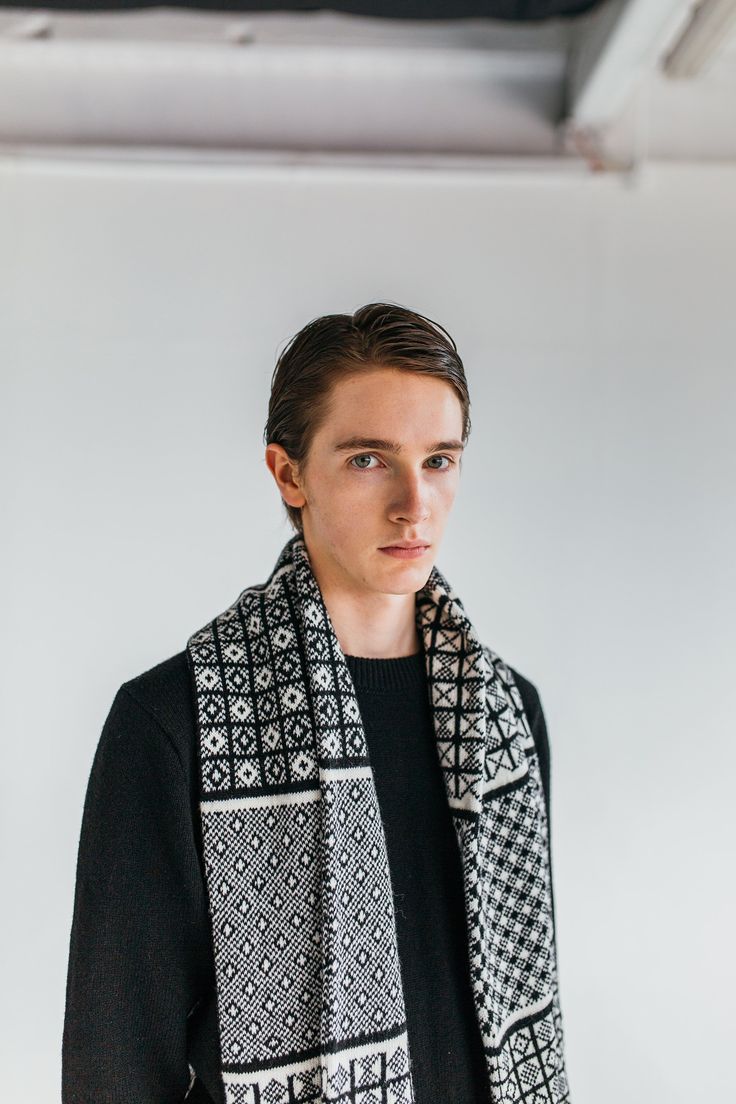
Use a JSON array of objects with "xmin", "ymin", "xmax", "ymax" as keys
[
  {"xmin": 349, "ymin": 454, "xmax": 455, "ymax": 470},
  {"xmin": 349, "ymin": 454, "xmax": 379, "ymax": 469}
]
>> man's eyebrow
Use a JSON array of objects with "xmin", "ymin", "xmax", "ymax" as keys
[{"xmin": 332, "ymin": 436, "xmax": 466, "ymax": 454}]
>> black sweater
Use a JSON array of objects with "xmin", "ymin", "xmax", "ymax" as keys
[{"xmin": 62, "ymin": 647, "xmax": 553, "ymax": 1104}]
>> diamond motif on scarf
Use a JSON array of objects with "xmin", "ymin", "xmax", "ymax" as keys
[{"xmin": 187, "ymin": 534, "xmax": 569, "ymax": 1102}]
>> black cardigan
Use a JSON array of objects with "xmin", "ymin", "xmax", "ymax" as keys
[{"xmin": 61, "ymin": 648, "xmax": 555, "ymax": 1104}]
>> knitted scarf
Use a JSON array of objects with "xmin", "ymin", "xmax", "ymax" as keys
[{"xmin": 186, "ymin": 533, "xmax": 570, "ymax": 1104}]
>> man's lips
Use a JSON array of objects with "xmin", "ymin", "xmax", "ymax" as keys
[
  {"xmin": 378, "ymin": 543, "xmax": 430, "ymax": 559},
  {"xmin": 379, "ymin": 540, "xmax": 431, "ymax": 549}
]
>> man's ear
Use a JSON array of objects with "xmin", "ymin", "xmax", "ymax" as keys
[{"xmin": 264, "ymin": 443, "xmax": 307, "ymax": 511}]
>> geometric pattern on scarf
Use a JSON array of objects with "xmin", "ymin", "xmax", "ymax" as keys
[{"xmin": 186, "ymin": 534, "xmax": 570, "ymax": 1103}]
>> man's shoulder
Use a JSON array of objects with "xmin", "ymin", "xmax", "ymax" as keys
[
  {"xmin": 118, "ymin": 649, "xmax": 196, "ymax": 767},
  {"xmin": 506, "ymin": 663, "xmax": 542, "ymax": 720},
  {"xmin": 480, "ymin": 643, "xmax": 542, "ymax": 722}
]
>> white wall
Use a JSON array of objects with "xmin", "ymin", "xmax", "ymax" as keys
[{"xmin": 2, "ymin": 154, "xmax": 734, "ymax": 1102}]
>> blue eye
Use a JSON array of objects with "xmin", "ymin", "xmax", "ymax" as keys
[{"xmin": 348, "ymin": 454, "xmax": 455, "ymax": 471}]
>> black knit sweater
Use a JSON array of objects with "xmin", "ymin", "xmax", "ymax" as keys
[{"xmin": 62, "ymin": 647, "xmax": 554, "ymax": 1104}]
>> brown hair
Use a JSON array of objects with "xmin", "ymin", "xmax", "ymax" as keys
[{"xmin": 264, "ymin": 301, "xmax": 472, "ymax": 534}]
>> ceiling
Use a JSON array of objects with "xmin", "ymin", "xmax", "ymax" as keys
[
  {"xmin": 1, "ymin": 0, "xmax": 734, "ymax": 169},
  {"xmin": 0, "ymin": 1, "xmax": 605, "ymax": 19}
]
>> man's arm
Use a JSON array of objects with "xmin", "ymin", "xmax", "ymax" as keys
[{"xmin": 62, "ymin": 685, "xmax": 214, "ymax": 1104}]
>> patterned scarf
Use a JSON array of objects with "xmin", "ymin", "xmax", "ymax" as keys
[{"xmin": 186, "ymin": 533, "xmax": 570, "ymax": 1104}]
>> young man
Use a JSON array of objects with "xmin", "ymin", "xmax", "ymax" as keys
[{"xmin": 62, "ymin": 302, "xmax": 570, "ymax": 1104}]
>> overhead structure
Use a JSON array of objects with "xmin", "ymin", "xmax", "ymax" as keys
[{"xmin": 0, "ymin": 0, "xmax": 735, "ymax": 167}]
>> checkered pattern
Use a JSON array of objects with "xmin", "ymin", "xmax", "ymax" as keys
[{"xmin": 187, "ymin": 534, "xmax": 569, "ymax": 1103}]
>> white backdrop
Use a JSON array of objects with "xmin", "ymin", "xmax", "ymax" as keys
[{"xmin": 2, "ymin": 155, "xmax": 735, "ymax": 1102}]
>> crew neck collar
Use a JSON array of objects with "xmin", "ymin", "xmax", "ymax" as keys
[{"xmin": 343, "ymin": 649, "xmax": 426, "ymax": 692}]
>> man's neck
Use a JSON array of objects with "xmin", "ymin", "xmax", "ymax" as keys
[
  {"xmin": 331, "ymin": 608, "xmax": 422, "ymax": 659},
  {"xmin": 303, "ymin": 536, "xmax": 422, "ymax": 659}
]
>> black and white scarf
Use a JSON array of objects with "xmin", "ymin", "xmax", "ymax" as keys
[{"xmin": 186, "ymin": 533, "xmax": 570, "ymax": 1104}]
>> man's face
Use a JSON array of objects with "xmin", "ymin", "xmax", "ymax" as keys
[{"xmin": 296, "ymin": 366, "xmax": 465, "ymax": 597}]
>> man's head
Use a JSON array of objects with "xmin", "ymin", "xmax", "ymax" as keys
[{"xmin": 264, "ymin": 302, "xmax": 471, "ymax": 596}]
